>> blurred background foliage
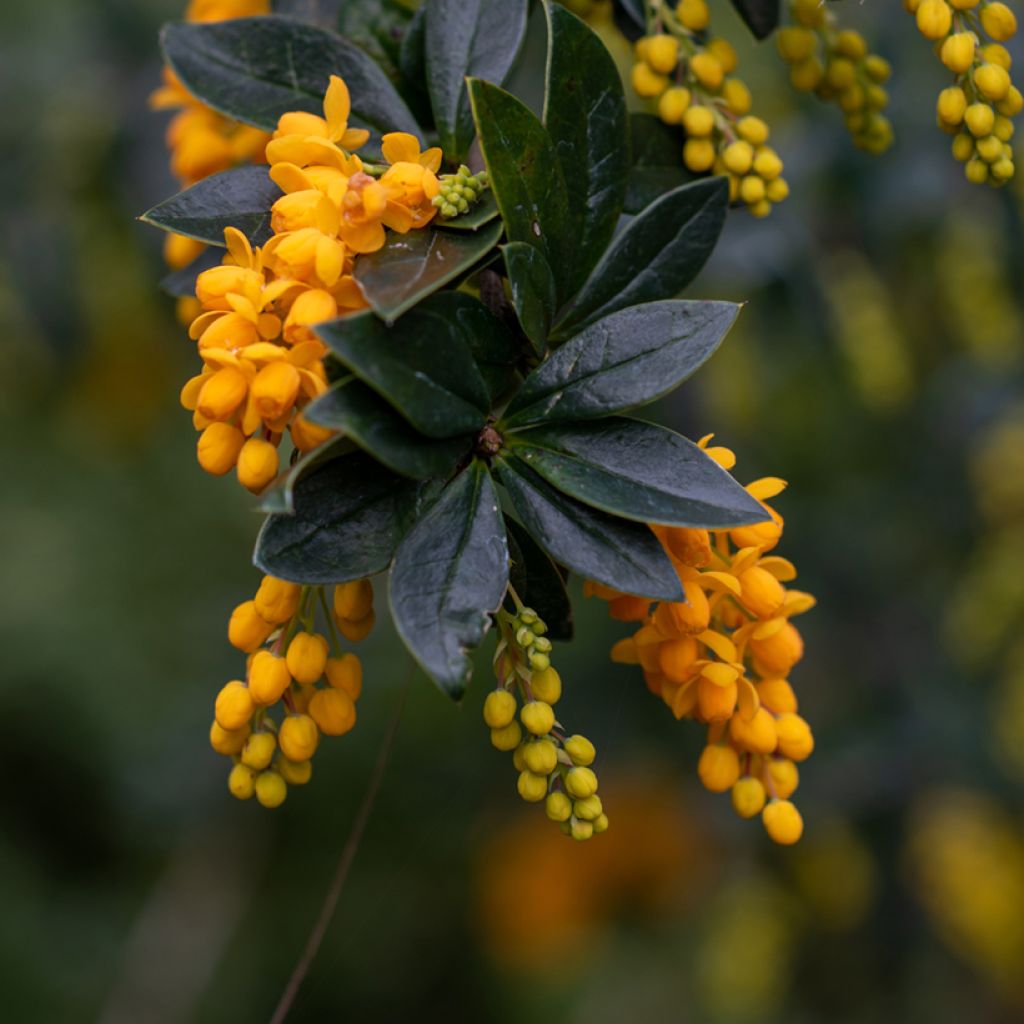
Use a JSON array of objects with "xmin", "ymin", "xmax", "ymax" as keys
[{"xmin": 2, "ymin": 1, "xmax": 1024, "ymax": 1021}]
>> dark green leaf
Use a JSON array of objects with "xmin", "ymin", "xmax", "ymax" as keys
[
  {"xmin": 553, "ymin": 177, "xmax": 728, "ymax": 335},
  {"xmin": 271, "ymin": 0, "xmax": 341, "ymax": 27},
  {"xmin": 316, "ymin": 299, "xmax": 490, "ymax": 439},
  {"xmin": 304, "ymin": 376, "xmax": 469, "ymax": 479},
  {"xmin": 543, "ymin": 3, "xmax": 629, "ymax": 295},
  {"xmin": 505, "ymin": 517, "xmax": 573, "ymax": 640},
  {"xmin": 507, "ymin": 418, "xmax": 769, "ymax": 527},
  {"xmin": 502, "ymin": 242, "xmax": 555, "ymax": 357},
  {"xmin": 160, "ymin": 247, "xmax": 221, "ymax": 298},
  {"xmin": 625, "ymin": 113, "xmax": 693, "ymax": 214},
  {"xmin": 353, "ymin": 220, "xmax": 503, "ymax": 323},
  {"xmin": 495, "ymin": 454, "xmax": 683, "ymax": 600},
  {"xmin": 434, "ymin": 190, "xmax": 500, "ymax": 232},
  {"xmin": 399, "ymin": 4, "xmax": 427, "ymax": 83},
  {"xmin": 389, "ymin": 462, "xmax": 508, "ymax": 697},
  {"xmin": 468, "ymin": 78, "xmax": 573, "ymax": 304},
  {"xmin": 503, "ymin": 300, "xmax": 739, "ymax": 428},
  {"xmin": 615, "ymin": 0, "xmax": 646, "ymax": 29},
  {"xmin": 259, "ymin": 435, "xmax": 355, "ymax": 515},
  {"xmin": 336, "ymin": 0, "xmax": 415, "ymax": 77},
  {"xmin": 160, "ymin": 15, "xmax": 419, "ymax": 147},
  {"xmin": 731, "ymin": 0, "xmax": 781, "ymax": 40},
  {"xmin": 425, "ymin": 0, "xmax": 529, "ymax": 161},
  {"xmin": 141, "ymin": 166, "xmax": 281, "ymax": 247},
  {"xmin": 254, "ymin": 451, "xmax": 420, "ymax": 583},
  {"xmin": 501, "ymin": 0, "xmax": 549, "ymax": 116}
]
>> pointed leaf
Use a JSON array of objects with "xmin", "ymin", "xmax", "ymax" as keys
[
  {"xmin": 625, "ymin": 112, "xmax": 693, "ymax": 214},
  {"xmin": 502, "ymin": 242, "xmax": 555, "ymax": 357},
  {"xmin": 425, "ymin": 0, "xmax": 529, "ymax": 161},
  {"xmin": 505, "ymin": 517, "xmax": 573, "ymax": 641},
  {"xmin": 390, "ymin": 462, "xmax": 509, "ymax": 697},
  {"xmin": 543, "ymin": 3, "xmax": 629, "ymax": 295},
  {"xmin": 160, "ymin": 16, "xmax": 419, "ymax": 146},
  {"xmin": 553, "ymin": 177, "xmax": 728, "ymax": 336},
  {"xmin": 353, "ymin": 221, "xmax": 503, "ymax": 324},
  {"xmin": 468, "ymin": 78, "xmax": 573, "ymax": 304},
  {"xmin": 259, "ymin": 436, "xmax": 355, "ymax": 515},
  {"xmin": 495, "ymin": 454, "xmax": 683, "ymax": 600},
  {"xmin": 304, "ymin": 376, "xmax": 469, "ymax": 479},
  {"xmin": 731, "ymin": 0, "xmax": 781, "ymax": 40},
  {"xmin": 503, "ymin": 300, "xmax": 739, "ymax": 428},
  {"xmin": 254, "ymin": 451, "xmax": 421, "ymax": 583},
  {"xmin": 316, "ymin": 300, "xmax": 490, "ymax": 439},
  {"xmin": 141, "ymin": 166, "xmax": 281, "ymax": 247},
  {"xmin": 160, "ymin": 247, "xmax": 222, "ymax": 298},
  {"xmin": 507, "ymin": 418, "xmax": 770, "ymax": 528}
]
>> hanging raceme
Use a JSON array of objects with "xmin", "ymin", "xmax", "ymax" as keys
[{"xmin": 145, "ymin": 0, "xmax": 828, "ymax": 842}]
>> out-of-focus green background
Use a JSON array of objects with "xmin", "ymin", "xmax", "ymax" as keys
[{"xmin": 3, "ymin": 1, "xmax": 1024, "ymax": 1021}]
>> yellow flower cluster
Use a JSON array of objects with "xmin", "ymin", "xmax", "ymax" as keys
[
  {"xmin": 777, "ymin": 0, "xmax": 894, "ymax": 153},
  {"xmin": 150, "ymin": 0, "xmax": 272, "ymax": 277},
  {"xmin": 213, "ymin": 575, "xmax": 372, "ymax": 807},
  {"xmin": 589, "ymin": 437, "xmax": 815, "ymax": 845},
  {"xmin": 631, "ymin": 0, "xmax": 789, "ymax": 216},
  {"xmin": 485, "ymin": 602, "xmax": 608, "ymax": 841},
  {"xmin": 908, "ymin": 0, "xmax": 1022, "ymax": 184},
  {"xmin": 178, "ymin": 76, "xmax": 443, "ymax": 492}
]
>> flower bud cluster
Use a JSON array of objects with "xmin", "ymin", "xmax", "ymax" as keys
[
  {"xmin": 777, "ymin": 0, "xmax": 894, "ymax": 154},
  {"xmin": 630, "ymin": 0, "xmax": 789, "ymax": 216},
  {"xmin": 587, "ymin": 437, "xmax": 814, "ymax": 845},
  {"xmin": 432, "ymin": 166, "xmax": 490, "ymax": 220},
  {"xmin": 485, "ymin": 602, "xmax": 608, "ymax": 841},
  {"xmin": 907, "ymin": 0, "xmax": 1021, "ymax": 184},
  {"xmin": 213, "ymin": 574, "xmax": 371, "ymax": 807}
]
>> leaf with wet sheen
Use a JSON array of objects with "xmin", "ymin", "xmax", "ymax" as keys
[
  {"xmin": 730, "ymin": 0, "xmax": 781, "ymax": 39},
  {"xmin": 502, "ymin": 242, "xmax": 556, "ymax": 357},
  {"xmin": 505, "ymin": 517, "xmax": 573, "ymax": 640}
]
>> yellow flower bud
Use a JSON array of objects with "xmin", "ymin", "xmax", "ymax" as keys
[
  {"xmin": 248, "ymin": 650, "xmax": 292, "ymax": 705},
  {"xmin": 197, "ymin": 366, "xmax": 248, "ymax": 422},
  {"xmin": 731, "ymin": 776, "xmax": 767, "ymax": 818},
  {"xmin": 279, "ymin": 713, "xmax": 319, "ymax": 761},
  {"xmin": 285, "ymin": 630, "xmax": 329, "ymax": 684},
  {"xmin": 826, "ymin": 57, "xmax": 857, "ymax": 91},
  {"xmin": 164, "ymin": 232, "xmax": 205, "ymax": 270},
  {"xmin": 765, "ymin": 177, "xmax": 790, "ymax": 203},
  {"xmin": 730, "ymin": 706, "xmax": 779, "ymax": 755},
  {"xmin": 241, "ymin": 730, "xmax": 277, "ymax": 771},
  {"xmin": 690, "ymin": 52, "xmax": 724, "ymax": 91},
  {"xmin": 309, "ymin": 687, "xmax": 357, "ymax": 735},
  {"xmin": 981, "ymin": 3, "xmax": 1017, "ymax": 41},
  {"xmin": 965, "ymin": 102, "xmax": 996, "ymax": 137},
  {"xmin": 483, "ymin": 689, "xmax": 516, "ymax": 729},
  {"xmin": 707, "ymin": 38, "xmax": 738, "ymax": 74},
  {"xmin": 774, "ymin": 712, "xmax": 815, "ymax": 761},
  {"xmin": 276, "ymin": 756, "xmax": 312, "ymax": 786},
  {"xmin": 290, "ymin": 409, "xmax": 334, "ymax": 453},
  {"xmin": 752, "ymin": 146, "xmax": 783, "ymax": 181},
  {"xmin": 697, "ymin": 743, "xmax": 740, "ymax": 792},
  {"xmin": 228, "ymin": 599, "xmax": 275, "ymax": 653},
  {"xmin": 658, "ymin": 86, "xmax": 691, "ymax": 125},
  {"xmin": 739, "ymin": 175, "xmax": 766, "ymax": 205},
  {"xmin": 768, "ymin": 757, "xmax": 800, "ymax": 798},
  {"xmin": 721, "ymin": 78, "xmax": 752, "ymax": 115},
  {"xmin": 254, "ymin": 576, "xmax": 302, "ymax": 624},
  {"xmin": 981, "ymin": 43, "xmax": 1012, "ymax": 70},
  {"xmin": 748, "ymin": 199, "xmax": 772, "ymax": 218},
  {"xmin": 951, "ymin": 131, "xmax": 975, "ymax": 161},
  {"xmin": 792, "ymin": 0, "xmax": 825, "ymax": 27},
  {"xmin": 762, "ymin": 799, "xmax": 803, "ymax": 844},
  {"xmin": 940, "ymin": 32, "xmax": 975, "ymax": 73},
  {"xmin": 520, "ymin": 700, "xmax": 555, "ymax": 736},
  {"xmin": 756, "ymin": 677, "xmax": 798, "ymax": 714},
  {"xmin": 737, "ymin": 115, "xmax": 770, "ymax": 147},
  {"xmin": 676, "ymin": 0, "xmax": 709, "ymax": 31},
  {"xmin": 698, "ymin": 677, "xmax": 738, "ymax": 722},
  {"xmin": 865, "ymin": 55, "xmax": 892, "ymax": 82},
  {"xmin": 631, "ymin": 62, "xmax": 668, "ymax": 98},
  {"xmin": 997, "ymin": 85, "xmax": 1024, "ymax": 115},
  {"xmin": 530, "ymin": 665, "xmax": 562, "ymax": 704},
  {"xmin": 937, "ymin": 86, "xmax": 968, "ymax": 125},
  {"xmin": 836, "ymin": 29, "xmax": 868, "ymax": 60},
  {"xmin": 333, "ymin": 579, "xmax": 373, "ymax": 621},
  {"xmin": 564, "ymin": 734, "xmax": 596, "ymax": 766},
  {"xmin": 573, "ymin": 794, "xmax": 603, "ymax": 821},
  {"xmin": 738, "ymin": 565, "xmax": 786, "ymax": 617},
  {"xmin": 593, "ymin": 813, "xmax": 609, "ymax": 834},
  {"xmin": 283, "ymin": 288, "xmax": 339, "ymax": 344},
  {"xmin": 570, "ymin": 819, "xmax": 594, "ymax": 841},
  {"xmin": 976, "ymin": 133, "xmax": 1004, "ymax": 162},
  {"xmin": 790, "ymin": 57, "xmax": 824, "ymax": 92},
  {"xmin": 990, "ymin": 156, "xmax": 1015, "ymax": 180},
  {"xmin": 517, "ymin": 770, "xmax": 548, "ymax": 803},
  {"xmin": 523, "ymin": 739, "xmax": 558, "ymax": 775},
  {"xmin": 325, "ymin": 653, "xmax": 362, "ymax": 699},
  {"xmin": 237, "ymin": 437, "xmax": 279, "ymax": 493},
  {"xmin": 776, "ymin": 26, "xmax": 817, "ymax": 63},
  {"xmin": 251, "ymin": 361, "xmax": 301, "ymax": 423},
  {"xmin": 749, "ymin": 621, "xmax": 804, "ymax": 674},
  {"xmin": 682, "ymin": 105, "xmax": 715, "ymax": 138},
  {"xmin": 337, "ymin": 609, "xmax": 375, "ymax": 643},
  {"xmin": 228, "ymin": 763, "xmax": 256, "ymax": 800},
  {"xmin": 490, "ymin": 721, "xmax": 522, "ymax": 751},
  {"xmin": 722, "ymin": 140, "xmax": 754, "ymax": 176},
  {"xmin": 966, "ymin": 157, "xmax": 990, "ymax": 183},
  {"xmin": 565, "ymin": 765, "xmax": 598, "ymax": 799},
  {"xmin": 993, "ymin": 114, "xmax": 1015, "ymax": 141},
  {"xmin": 975, "ymin": 63, "xmax": 1011, "ymax": 101},
  {"xmin": 210, "ymin": 719, "xmax": 250, "ymax": 755},
  {"xmin": 545, "ymin": 790, "xmax": 572, "ymax": 822},
  {"xmin": 255, "ymin": 770, "xmax": 288, "ymax": 808},
  {"xmin": 916, "ymin": 0, "xmax": 952, "ymax": 40},
  {"xmin": 197, "ymin": 422, "xmax": 246, "ymax": 476},
  {"xmin": 215, "ymin": 680, "xmax": 255, "ymax": 731},
  {"xmin": 647, "ymin": 34, "xmax": 680, "ymax": 74}
]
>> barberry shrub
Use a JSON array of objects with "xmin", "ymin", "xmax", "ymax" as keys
[{"xmin": 145, "ymin": 0, "xmax": 818, "ymax": 843}]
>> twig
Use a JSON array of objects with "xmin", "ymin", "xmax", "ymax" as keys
[{"xmin": 268, "ymin": 667, "xmax": 414, "ymax": 1024}]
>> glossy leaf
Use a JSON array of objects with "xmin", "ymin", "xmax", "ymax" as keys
[
  {"xmin": 160, "ymin": 247, "xmax": 222, "ymax": 298},
  {"xmin": 502, "ymin": 242, "xmax": 555, "ymax": 357},
  {"xmin": 731, "ymin": 0, "xmax": 781, "ymax": 39},
  {"xmin": 468, "ymin": 78, "xmax": 573, "ymax": 303},
  {"xmin": 434, "ymin": 190, "xmax": 500, "ymax": 232},
  {"xmin": 615, "ymin": 0, "xmax": 646, "ymax": 29},
  {"xmin": 495, "ymin": 455, "xmax": 684, "ymax": 600},
  {"xmin": 505, "ymin": 517, "xmax": 573, "ymax": 641},
  {"xmin": 316, "ymin": 300, "xmax": 490, "ymax": 439},
  {"xmin": 503, "ymin": 300, "xmax": 739, "ymax": 429},
  {"xmin": 390, "ymin": 462, "xmax": 509, "ymax": 697},
  {"xmin": 353, "ymin": 220, "xmax": 503, "ymax": 323},
  {"xmin": 160, "ymin": 16, "xmax": 419, "ymax": 145},
  {"xmin": 141, "ymin": 166, "xmax": 281, "ymax": 246},
  {"xmin": 507, "ymin": 418, "xmax": 769, "ymax": 527},
  {"xmin": 553, "ymin": 177, "xmax": 729, "ymax": 335},
  {"xmin": 399, "ymin": 4, "xmax": 427, "ymax": 83},
  {"xmin": 425, "ymin": 0, "xmax": 529, "ymax": 161},
  {"xmin": 254, "ymin": 451, "xmax": 420, "ymax": 583},
  {"xmin": 259, "ymin": 435, "xmax": 355, "ymax": 515},
  {"xmin": 625, "ymin": 113, "xmax": 693, "ymax": 214},
  {"xmin": 305, "ymin": 377, "xmax": 470, "ymax": 479},
  {"xmin": 543, "ymin": 3, "xmax": 629, "ymax": 295},
  {"xmin": 271, "ymin": 0, "xmax": 341, "ymax": 27}
]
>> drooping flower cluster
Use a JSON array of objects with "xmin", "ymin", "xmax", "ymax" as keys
[
  {"xmin": 179, "ymin": 76, "xmax": 444, "ymax": 491},
  {"xmin": 588, "ymin": 437, "xmax": 815, "ymax": 844},
  {"xmin": 908, "ymin": 0, "xmax": 1021, "ymax": 185},
  {"xmin": 213, "ymin": 575, "xmax": 372, "ymax": 807},
  {"xmin": 484, "ymin": 600, "xmax": 609, "ymax": 841},
  {"xmin": 631, "ymin": 0, "xmax": 789, "ymax": 216},
  {"xmin": 777, "ymin": 0, "xmax": 894, "ymax": 154}
]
